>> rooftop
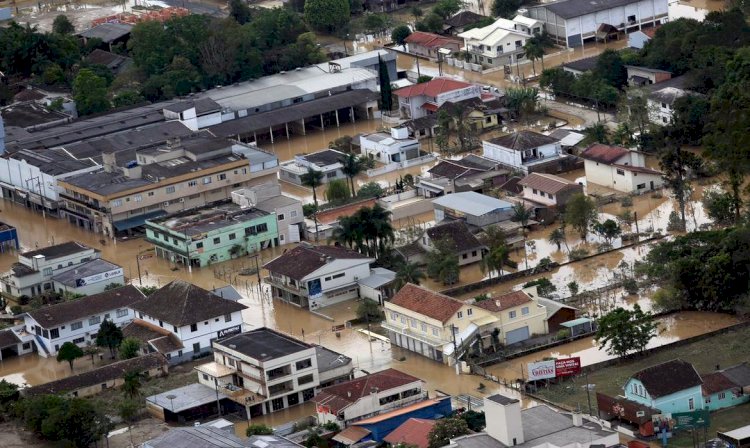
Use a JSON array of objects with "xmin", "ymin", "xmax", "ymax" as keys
[
  {"xmin": 394, "ymin": 78, "xmax": 474, "ymax": 98},
  {"xmin": 426, "ymin": 220, "xmax": 485, "ymax": 253},
  {"xmin": 123, "ymin": 319, "xmax": 184, "ymax": 354},
  {"xmin": 534, "ymin": 0, "xmax": 645, "ymax": 19},
  {"xmin": 9, "ymin": 148, "xmax": 99, "ymax": 176},
  {"xmin": 721, "ymin": 362, "xmax": 750, "ymax": 387},
  {"xmin": 389, "ymin": 283, "xmax": 464, "ymax": 323},
  {"xmin": 164, "ymin": 97, "xmax": 222, "ymax": 115},
  {"xmin": 25, "ymin": 353, "xmax": 166, "ymax": 395},
  {"xmin": 147, "ymin": 200, "xmax": 269, "ymax": 236},
  {"xmin": 215, "ymin": 328, "xmax": 313, "ymax": 361},
  {"xmin": 263, "ymin": 244, "xmax": 371, "ymax": 281},
  {"xmin": 432, "ymin": 191, "xmax": 513, "ymax": 216},
  {"xmin": 562, "ymin": 54, "xmax": 600, "ymax": 72},
  {"xmin": 27, "ymin": 285, "xmax": 144, "ymax": 329},
  {"xmin": 518, "ymin": 173, "xmax": 581, "ymax": 194},
  {"xmin": 300, "ymin": 149, "xmax": 347, "ymax": 167},
  {"xmin": 21, "ymin": 241, "xmax": 94, "ymax": 259},
  {"xmin": 649, "ymin": 86, "xmax": 691, "ymax": 105},
  {"xmin": 445, "ymin": 11, "xmax": 488, "ymax": 27},
  {"xmin": 474, "ymin": 290, "xmax": 533, "ymax": 312},
  {"xmin": 313, "ymin": 368, "xmax": 422, "ymax": 414},
  {"xmin": 84, "ymin": 49, "xmax": 133, "ymax": 73},
  {"xmin": 631, "ymin": 359, "xmax": 703, "ymax": 398},
  {"xmin": 487, "ymin": 130, "xmax": 559, "ymax": 151},
  {"xmin": 77, "ymin": 22, "xmax": 133, "ymax": 42},
  {"xmin": 315, "ymin": 345, "xmax": 353, "ymax": 373},
  {"xmin": 357, "ymin": 267, "xmax": 396, "ymax": 289},
  {"xmin": 51, "ymin": 259, "xmax": 122, "ymax": 287},
  {"xmin": 486, "ymin": 394, "xmax": 519, "ymax": 405},
  {"xmin": 145, "ymin": 425, "xmax": 258, "ymax": 448},
  {"xmin": 0, "ymin": 101, "xmax": 69, "ymax": 128},
  {"xmin": 579, "ymin": 143, "xmax": 630, "ymax": 164},
  {"xmin": 384, "ymin": 418, "xmax": 436, "ymax": 448},
  {"xmin": 131, "ymin": 280, "xmax": 246, "ymax": 326},
  {"xmin": 405, "ymin": 31, "xmax": 462, "ymax": 49},
  {"xmin": 147, "ymin": 383, "xmax": 229, "ymax": 413}
]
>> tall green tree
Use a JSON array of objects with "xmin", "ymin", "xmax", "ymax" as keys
[
  {"xmin": 428, "ymin": 417, "xmax": 470, "ymax": 448},
  {"xmin": 332, "ymin": 215, "xmax": 364, "ymax": 250},
  {"xmin": 426, "ymin": 238, "xmax": 460, "ymax": 285},
  {"xmin": 325, "ymin": 179, "xmax": 351, "ymax": 202},
  {"xmin": 592, "ymin": 219, "xmax": 621, "ymax": 245},
  {"xmin": 480, "ymin": 244, "xmax": 510, "ymax": 278},
  {"xmin": 52, "ymin": 15, "xmax": 75, "ymax": 34},
  {"xmin": 301, "ymin": 167, "xmax": 324, "ymax": 208},
  {"xmin": 548, "ymin": 227, "xmax": 567, "ymax": 252},
  {"xmin": 229, "ymin": 0, "xmax": 252, "ymax": 24},
  {"xmin": 122, "ymin": 370, "xmax": 143, "ymax": 398},
  {"xmin": 564, "ymin": 193, "xmax": 598, "ymax": 239},
  {"xmin": 701, "ymin": 186, "xmax": 736, "ymax": 227},
  {"xmin": 304, "ymin": 0, "xmax": 350, "ymax": 33},
  {"xmin": 379, "ymin": 56, "xmax": 393, "ymax": 113},
  {"xmin": 433, "ymin": 0, "xmax": 462, "ymax": 18},
  {"xmin": 341, "ymin": 152, "xmax": 364, "ymax": 196},
  {"xmin": 491, "ymin": 0, "xmax": 522, "ymax": 18},
  {"xmin": 56, "ymin": 342, "xmax": 84, "ymax": 372},
  {"xmin": 73, "ymin": 68, "xmax": 110, "ymax": 116},
  {"xmin": 119, "ymin": 399, "xmax": 140, "ymax": 448},
  {"xmin": 594, "ymin": 49, "xmax": 628, "ymax": 89},
  {"xmin": 391, "ymin": 25, "xmax": 412, "ymax": 50},
  {"xmin": 119, "ymin": 337, "xmax": 141, "ymax": 360},
  {"xmin": 394, "ymin": 261, "xmax": 425, "ymax": 289},
  {"xmin": 595, "ymin": 305, "xmax": 657, "ymax": 358},
  {"xmin": 659, "ymin": 140, "xmax": 702, "ymax": 231},
  {"xmin": 523, "ymin": 39, "xmax": 544, "ymax": 76},
  {"xmin": 96, "ymin": 319, "xmax": 124, "ymax": 359}
]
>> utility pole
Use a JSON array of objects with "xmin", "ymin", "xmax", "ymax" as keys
[
  {"xmin": 451, "ymin": 324, "xmax": 460, "ymax": 375},
  {"xmin": 136, "ymin": 246, "xmax": 142, "ymax": 286},
  {"xmin": 25, "ymin": 176, "xmax": 46, "ymax": 219},
  {"xmin": 214, "ymin": 377, "xmax": 222, "ymax": 417},
  {"xmin": 585, "ymin": 371, "xmax": 593, "ymax": 415},
  {"xmin": 249, "ymin": 252, "xmax": 261, "ymax": 285}
]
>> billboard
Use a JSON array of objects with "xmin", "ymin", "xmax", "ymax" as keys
[
  {"xmin": 74, "ymin": 267, "xmax": 124, "ymax": 287},
  {"xmin": 217, "ymin": 325, "xmax": 242, "ymax": 339},
  {"xmin": 528, "ymin": 357, "xmax": 582, "ymax": 380},
  {"xmin": 672, "ymin": 410, "xmax": 710, "ymax": 430},
  {"xmin": 528, "ymin": 360, "xmax": 556, "ymax": 381}
]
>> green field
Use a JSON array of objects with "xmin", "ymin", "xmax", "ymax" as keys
[
  {"xmin": 533, "ymin": 324, "xmax": 750, "ymax": 415},
  {"xmin": 669, "ymin": 403, "xmax": 750, "ymax": 448}
]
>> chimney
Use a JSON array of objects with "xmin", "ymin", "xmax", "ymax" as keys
[
  {"xmin": 484, "ymin": 394, "xmax": 524, "ymax": 446},
  {"xmin": 102, "ymin": 152, "xmax": 117, "ymax": 173},
  {"xmin": 572, "ymin": 411, "xmax": 583, "ymax": 427}
]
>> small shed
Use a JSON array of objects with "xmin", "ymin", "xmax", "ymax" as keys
[{"xmin": 560, "ymin": 317, "xmax": 594, "ymax": 337}]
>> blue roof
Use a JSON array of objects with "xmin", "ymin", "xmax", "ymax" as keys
[
  {"xmin": 560, "ymin": 317, "xmax": 593, "ymax": 327},
  {"xmin": 114, "ymin": 210, "xmax": 167, "ymax": 231}
]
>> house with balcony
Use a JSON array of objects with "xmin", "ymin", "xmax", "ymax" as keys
[
  {"xmin": 313, "ymin": 368, "xmax": 426, "ymax": 426},
  {"xmin": 403, "ymin": 32, "xmax": 462, "ymax": 59},
  {"xmin": 580, "ymin": 143, "xmax": 664, "ymax": 193},
  {"xmin": 394, "ymin": 78, "xmax": 482, "ymax": 120},
  {"xmin": 24, "ymin": 285, "xmax": 145, "ymax": 357},
  {"xmin": 1, "ymin": 241, "xmax": 101, "ymax": 298},
  {"xmin": 232, "ymin": 183, "xmax": 304, "ymax": 246},
  {"xmin": 57, "ymin": 132, "xmax": 279, "ymax": 237},
  {"xmin": 482, "ymin": 130, "xmax": 566, "ymax": 174},
  {"xmin": 127, "ymin": 280, "xmax": 247, "ymax": 364},
  {"xmin": 458, "ymin": 16, "xmax": 541, "ymax": 68},
  {"xmin": 359, "ymin": 127, "xmax": 421, "ymax": 164},
  {"xmin": 416, "ymin": 155, "xmax": 507, "ymax": 197},
  {"xmin": 279, "ymin": 149, "xmax": 348, "ymax": 186},
  {"xmin": 195, "ymin": 327, "xmax": 352, "ymax": 420},
  {"xmin": 145, "ymin": 198, "xmax": 278, "ymax": 269},
  {"xmin": 263, "ymin": 243, "xmax": 375, "ymax": 310}
]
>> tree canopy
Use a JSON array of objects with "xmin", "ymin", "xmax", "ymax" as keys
[
  {"xmin": 304, "ymin": 0, "xmax": 350, "ymax": 33},
  {"xmin": 56, "ymin": 342, "xmax": 84, "ymax": 372},
  {"xmin": 595, "ymin": 305, "xmax": 657, "ymax": 358}
]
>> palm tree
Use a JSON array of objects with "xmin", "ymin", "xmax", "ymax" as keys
[
  {"xmin": 548, "ymin": 227, "xmax": 567, "ymax": 252},
  {"xmin": 511, "ymin": 202, "xmax": 533, "ymax": 269},
  {"xmin": 523, "ymin": 39, "xmax": 544, "ymax": 76},
  {"xmin": 531, "ymin": 31, "xmax": 553, "ymax": 71},
  {"xmin": 300, "ymin": 167, "xmax": 324, "ymax": 207},
  {"xmin": 481, "ymin": 225, "xmax": 507, "ymax": 251},
  {"xmin": 332, "ymin": 216, "xmax": 364, "ymax": 251},
  {"xmin": 480, "ymin": 245, "xmax": 510, "ymax": 279},
  {"xmin": 394, "ymin": 261, "xmax": 425, "ymax": 289},
  {"xmin": 341, "ymin": 153, "xmax": 364, "ymax": 197},
  {"xmin": 357, "ymin": 204, "xmax": 394, "ymax": 259}
]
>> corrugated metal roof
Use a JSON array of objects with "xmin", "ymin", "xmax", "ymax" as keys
[{"xmin": 432, "ymin": 191, "xmax": 512, "ymax": 216}]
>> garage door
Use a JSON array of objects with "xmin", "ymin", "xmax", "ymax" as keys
[{"xmin": 506, "ymin": 326, "xmax": 530, "ymax": 345}]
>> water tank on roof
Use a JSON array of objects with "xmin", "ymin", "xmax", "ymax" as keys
[{"xmin": 391, "ymin": 127, "xmax": 409, "ymax": 139}]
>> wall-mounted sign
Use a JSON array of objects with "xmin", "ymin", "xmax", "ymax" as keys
[
  {"xmin": 74, "ymin": 268, "xmax": 124, "ymax": 287},
  {"xmin": 217, "ymin": 325, "xmax": 241, "ymax": 339}
]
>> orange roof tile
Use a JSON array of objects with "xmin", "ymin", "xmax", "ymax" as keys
[
  {"xmin": 384, "ymin": 418, "xmax": 436, "ymax": 448},
  {"xmin": 394, "ymin": 78, "xmax": 474, "ymax": 99},
  {"xmin": 389, "ymin": 283, "xmax": 464, "ymax": 323},
  {"xmin": 474, "ymin": 290, "xmax": 532, "ymax": 312}
]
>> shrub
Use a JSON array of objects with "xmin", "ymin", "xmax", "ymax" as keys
[
  {"xmin": 556, "ymin": 328, "xmax": 571, "ymax": 340},
  {"xmin": 322, "ymin": 421, "xmax": 340, "ymax": 431},
  {"xmin": 568, "ymin": 248, "xmax": 589, "ymax": 260},
  {"xmin": 10, "ymin": 305, "xmax": 22, "ymax": 315},
  {"xmin": 247, "ymin": 424, "xmax": 273, "ymax": 436},
  {"xmin": 622, "ymin": 278, "xmax": 638, "ymax": 295},
  {"xmin": 620, "ymin": 196, "xmax": 633, "ymax": 207}
]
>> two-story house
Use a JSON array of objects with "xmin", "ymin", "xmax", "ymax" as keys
[
  {"xmin": 359, "ymin": 127, "xmax": 421, "ymax": 164},
  {"xmin": 458, "ymin": 16, "xmax": 540, "ymax": 68},
  {"xmin": 1, "ymin": 241, "xmax": 101, "ymax": 298},
  {"xmin": 403, "ymin": 32, "xmax": 462, "ymax": 59},
  {"xmin": 264, "ymin": 243, "xmax": 375, "ymax": 310},
  {"xmin": 394, "ymin": 78, "xmax": 482, "ymax": 120},
  {"xmin": 580, "ymin": 143, "xmax": 664, "ymax": 193},
  {"xmin": 517, "ymin": 172, "xmax": 584, "ymax": 222},
  {"xmin": 419, "ymin": 220, "xmax": 487, "ymax": 267},
  {"xmin": 473, "ymin": 288, "xmax": 548, "ymax": 345},
  {"xmin": 127, "ymin": 280, "xmax": 247, "ymax": 363},
  {"xmin": 279, "ymin": 149, "xmax": 348, "ymax": 186},
  {"xmin": 482, "ymin": 131, "xmax": 566, "ymax": 174},
  {"xmin": 51, "ymin": 258, "xmax": 125, "ymax": 297},
  {"xmin": 24, "ymin": 285, "xmax": 145, "ymax": 357},
  {"xmin": 624, "ymin": 359, "xmax": 704, "ymax": 414},
  {"xmin": 313, "ymin": 368, "xmax": 426, "ymax": 426},
  {"xmin": 195, "ymin": 327, "xmax": 352, "ymax": 420},
  {"xmin": 232, "ymin": 183, "xmax": 304, "ymax": 246}
]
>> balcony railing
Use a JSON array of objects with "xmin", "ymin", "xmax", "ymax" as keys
[
  {"xmin": 381, "ymin": 321, "xmax": 446, "ymax": 348},
  {"xmin": 264, "ymin": 276, "xmax": 307, "ymax": 294}
]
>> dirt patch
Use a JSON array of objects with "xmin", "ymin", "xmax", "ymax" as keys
[
  {"xmin": 0, "ymin": 421, "xmax": 49, "ymax": 448},
  {"xmin": 107, "ymin": 418, "xmax": 171, "ymax": 448}
]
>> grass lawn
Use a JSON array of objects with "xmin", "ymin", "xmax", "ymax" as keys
[
  {"xmin": 668, "ymin": 403, "xmax": 750, "ymax": 448},
  {"xmin": 532, "ymin": 324, "xmax": 750, "ymax": 413}
]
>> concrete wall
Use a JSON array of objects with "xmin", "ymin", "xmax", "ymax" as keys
[{"xmin": 53, "ymin": 271, "xmax": 125, "ymax": 297}]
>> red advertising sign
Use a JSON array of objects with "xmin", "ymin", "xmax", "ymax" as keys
[{"xmin": 554, "ymin": 357, "xmax": 582, "ymax": 377}]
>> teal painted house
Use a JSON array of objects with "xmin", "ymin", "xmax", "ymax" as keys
[
  {"xmin": 624, "ymin": 359, "xmax": 704, "ymax": 414},
  {"xmin": 701, "ymin": 363, "xmax": 750, "ymax": 411},
  {"xmin": 145, "ymin": 200, "xmax": 278, "ymax": 268}
]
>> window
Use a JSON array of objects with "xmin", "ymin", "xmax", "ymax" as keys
[
  {"xmin": 134, "ymin": 194, "xmax": 142, "ymax": 202},
  {"xmin": 73, "ymin": 337, "xmax": 85, "ymax": 344},
  {"xmin": 203, "ymin": 177, "xmax": 212, "ymax": 185},
  {"xmin": 421, "ymin": 323, "xmax": 427, "ymax": 332},
  {"xmin": 112, "ymin": 199, "xmax": 123, "ymax": 207},
  {"xmin": 217, "ymin": 173, "xmax": 227, "ymax": 181},
  {"xmin": 290, "ymin": 210, "xmax": 298, "ymax": 218},
  {"xmin": 224, "ymin": 314, "xmax": 232, "ymax": 322},
  {"xmin": 228, "ymin": 233, "xmax": 236, "ymax": 240},
  {"xmin": 71, "ymin": 321, "xmax": 83, "ymax": 331},
  {"xmin": 457, "ymin": 311, "xmax": 464, "ymax": 319},
  {"xmin": 116, "ymin": 309, "xmax": 128, "ymax": 318},
  {"xmin": 278, "ymin": 213, "xmax": 285, "ymax": 221},
  {"xmin": 616, "ymin": 169, "xmax": 625, "ymax": 176},
  {"xmin": 148, "ymin": 192, "xmax": 154, "ymax": 197},
  {"xmin": 533, "ymin": 189, "xmax": 538, "ymax": 195},
  {"xmin": 637, "ymin": 183, "xmax": 646, "ymax": 189},
  {"xmin": 509, "ymin": 310, "xmax": 517, "ymax": 319},
  {"xmin": 257, "ymin": 223, "xmax": 268, "ymax": 233},
  {"xmin": 195, "ymin": 242, "xmax": 203, "ymax": 250},
  {"xmin": 89, "ymin": 316, "xmax": 101, "ymax": 326},
  {"xmin": 158, "ymin": 320, "xmax": 163, "ymax": 327},
  {"xmin": 192, "ymin": 342, "xmax": 201, "ymax": 353},
  {"xmin": 719, "ymin": 392, "xmax": 726, "ymax": 400},
  {"xmin": 632, "ymin": 384, "xmax": 637, "ymax": 394},
  {"xmin": 173, "ymin": 326, "xmax": 178, "ymax": 332},
  {"xmin": 43, "ymin": 267, "xmax": 53, "ymax": 276},
  {"xmin": 50, "ymin": 328, "xmax": 59, "ymax": 339},
  {"xmin": 522, "ymin": 307, "xmax": 529, "ymax": 315},
  {"xmin": 627, "ymin": 14, "xmax": 636, "ymax": 22},
  {"xmin": 188, "ymin": 180, "xmax": 197, "ymax": 187},
  {"xmin": 296, "ymin": 359, "xmax": 312, "ymax": 370},
  {"xmin": 487, "ymin": 58, "xmax": 492, "ymax": 64},
  {"xmin": 661, "ymin": 102, "xmax": 667, "ymax": 109},
  {"xmin": 467, "ymin": 308, "xmax": 473, "ymax": 316},
  {"xmin": 391, "ymin": 312, "xmax": 398, "ymax": 320},
  {"xmin": 548, "ymin": 193, "xmax": 554, "ymax": 199},
  {"xmin": 213, "ymin": 237, "xmax": 220, "ymax": 244},
  {"xmin": 327, "ymin": 172, "xmax": 337, "ymax": 178},
  {"xmin": 401, "ymin": 316, "xmax": 406, "ymax": 324},
  {"xmin": 432, "ymin": 328, "xmax": 439, "ymax": 336},
  {"xmin": 688, "ymin": 398, "xmax": 695, "ymax": 410},
  {"xmin": 462, "ymin": 253, "xmax": 468, "ymax": 259},
  {"xmin": 298, "ymin": 374, "xmax": 314, "ymax": 385},
  {"xmin": 705, "ymin": 395, "xmax": 711, "ymax": 404},
  {"xmin": 190, "ymin": 323, "xmax": 198, "ymax": 332},
  {"xmin": 166, "ymin": 186, "xmax": 175, "ymax": 194},
  {"xmin": 472, "ymin": 250, "xmax": 477, "ymax": 257}
]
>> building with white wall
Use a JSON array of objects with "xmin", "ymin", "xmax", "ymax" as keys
[
  {"xmin": 518, "ymin": 172, "xmax": 583, "ymax": 207},
  {"xmin": 580, "ymin": 143, "xmax": 664, "ymax": 193},
  {"xmin": 279, "ymin": 149, "xmax": 348, "ymax": 186},
  {"xmin": 233, "ymin": 183, "xmax": 304, "ymax": 246},
  {"xmin": 128, "ymin": 280, "xmax": 247, "ymax": 363},
  {"xmin": 195, "ymin": 328, "xmax": 352, "ymax": 420},
  {"xmin": 482, "ymin": 130, "xmax": 564, "ymax": 174},
  {"xmin": 458, "ymin": 16, "xmax": 543, "ymax": 68},
  {"xmin": 162, "ymin": 98, "xmax": 223, "ymax": 131},
  {"xmin": 264, "ymin": 243, "xmax": 374, "ymax": 310},
  {"xmin": 359, "ymin": 127, "xmax": 421, "ymax": 164},
  {"xmin": 394, "ymin": 78, "xmax": 482, "ymax": 120},
  {"xmin": 524, "ymin": 0, "xmax": 668, "ymax": 47},
  {"xmin": 1, "ymin": 241, "xmax": 100, "ymax": 298},
  {"xmin": 24, "ymin": 285, "xmax": 145, "ymax": 357},
  {"xmin": 51, "ymin": 259, "xmax": 124, "ymax": 297},
  {"xmin": 314, "ymin": 369, "xmax": 426, "ymax": 426}
]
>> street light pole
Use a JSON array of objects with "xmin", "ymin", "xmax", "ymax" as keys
[
  {"xmin": 214, "ymin": 377, "xmax": 222, "ymax": 417},
  {"xmin": 136, "ymin": 246, "xmax": 143, "ymax": 286}
]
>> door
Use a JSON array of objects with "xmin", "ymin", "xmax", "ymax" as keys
[{"xmin": 505, "ymin": 326, "xmax": 530, "ymax": 345}]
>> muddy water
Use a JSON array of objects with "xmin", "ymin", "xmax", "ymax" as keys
[
  {"xmin": 485, "ymin": 311, "xmax": 740, "ymax": 382},
  {"xmin": 0, "ymin": 350, "xmax": 99, "ymax": 386}
]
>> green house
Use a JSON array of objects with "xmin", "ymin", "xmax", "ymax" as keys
[{"xmin": 145, "ymin": 200, "xmax": 278, "ymax": 268}]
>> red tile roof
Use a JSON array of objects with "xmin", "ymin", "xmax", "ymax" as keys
[
  {"xmin": 389, "ymin": 283, "xmax": 464, "ymax": 323},
  {"xmin": 518, "ymin": 172, "xmax": 581, "ymax": 194},
  {"xmin": 384, "ymin": 418, "xmax": 436, "ymax": 448},
  {"xmin": 394, "ymin": 78, "xmax": 474, "ymax": 98},
  {"xmin": 404, "ymin": 31, "xmax": 462, "ymax": 49},
  {"xmin": 580, "ymin": 143, "xmax": 630, "ymax": 164},
  {"xmin": 421, "ymin": 102, "xmax": 439, "ymax": 112},
  {"xmin": 313, "ymin": 369, "xmax": 422, "ymax": 414},
  {"xmin": 474, "ymin": 290, "xmax": 532, "ymax": 312},
  {"xmin": 701, "ymin": 372, "xmax": 738, "ymax": 396}
]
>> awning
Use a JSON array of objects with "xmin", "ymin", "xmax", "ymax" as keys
[
  {"xmin": 421, "ymin": 102, "xmax": 439, "ymax": 112},
  {"xmin": 333, "ymin": 426, "xmax": 371, "ymax": 445},
  {"xmin": 417, "ymin": 181, "xmax": 444, "ymax": 194},
  {"xmin": 561, "ymin": 317, "xmax": 593, "ymax": 327},
  {"xmin": 113, "ymin": 210, "xmax": 167, "ymax": 231}
]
